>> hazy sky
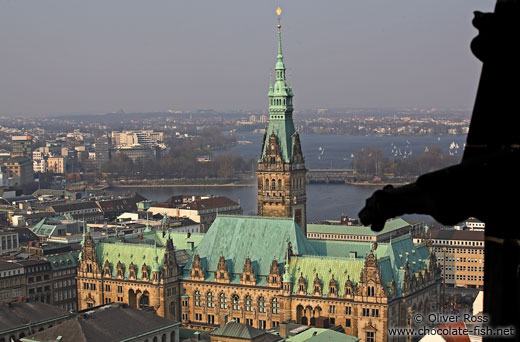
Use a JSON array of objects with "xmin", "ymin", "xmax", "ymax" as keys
[{"xmin": 0, "ymin": 0, "xmax": 495, "ymax": 115}]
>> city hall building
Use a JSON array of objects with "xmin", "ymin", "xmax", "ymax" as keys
[{"xmin": 77, "ymin": 16, "xmax": 442, "ymax": 342}]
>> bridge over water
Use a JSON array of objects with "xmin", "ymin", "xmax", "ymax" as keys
[{"xmin": 306, "ymin": 169, "xmax": 358, "ymax": 184}]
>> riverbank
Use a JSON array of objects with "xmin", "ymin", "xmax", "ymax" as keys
[
  {"xmin": 110, "ymin": 183, "xmax": 255, "ymax": 188},
  {"xmin": 110, "ymin": 180, "xmax": 408, "ymax": 188}
]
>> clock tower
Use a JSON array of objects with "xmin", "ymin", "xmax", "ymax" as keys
[{"xmin": 257, "ymin": 9, "xmax": 307, "ymax": 234}]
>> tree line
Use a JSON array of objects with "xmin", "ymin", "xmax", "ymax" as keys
[
  {"xmin": 351, "ymin": 146, "xmax": 461, "ymax": 177},
  {"xmin": 101, "ymin": 128, "xmax": 254, "ymax": 180}
]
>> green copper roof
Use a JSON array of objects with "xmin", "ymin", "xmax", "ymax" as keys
[
  {"xmin": 183, "ymin": 215, "xmax": 316, "ymax": 284},
  {"xmin": 288, "ymin": 256, "xmax": 364, "ymax": 297},
  {"xmin": 94, "ymin": 230, "xmax": 203, "ymax": 280},
  {"xmin": 45, "ymin": 252, "xmax": 79, "ymax": 270},
  {"xmin": 180, "ymin": 215, "xmax": 432, "ymax": 299},
  {"xmin": 260, "ymin": 23, "xmax": 297, "ymax": 163},
  {"xmin": 96, "ymin": 242, "xmax": 166, "ymax": 280}
]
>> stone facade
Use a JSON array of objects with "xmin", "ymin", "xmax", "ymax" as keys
[
  {"xmin": 76, "ymin": 232, "xmax": 181, "ymax": 321},
  {"xmin": 181, "ymin": 244, "xmax": 441, "ymax": 342}
]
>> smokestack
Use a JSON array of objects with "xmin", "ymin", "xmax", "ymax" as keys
[{"xmin": 280, "ymin": 321, "xmax": 289, "ymax": 339}]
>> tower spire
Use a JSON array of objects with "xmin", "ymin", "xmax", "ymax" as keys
[
  {"xmin": 257, "ymin": 7, "xmax": 307, "ymax": 235},
  {"xmin": 277, "ymin": 9, "xmax": 283, "ymax": 62}
]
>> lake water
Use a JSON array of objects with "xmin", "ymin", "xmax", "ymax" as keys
[
  {"xmin": 219, "ymin": 132, "xmax": 467, "ymax": 169},
  {"xmin": 113, "ymin": 183, "xmax": 432, "ymax": 224},
  {"xmin": 111, "ymin": 134, "xmax": 466, "ymax": 224}
]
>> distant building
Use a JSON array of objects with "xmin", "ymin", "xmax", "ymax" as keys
[
  {"xmin": 112, "ymin": 145, "xmax": 156, "ymax": 162},
  {"xmin": 95, "ymin": 136, "xmax": 110, "ymax": 169},
  {"xmin": 44, "ymin": 252, "xmax": 79, "ymax": 311},
  {"xmin": 11, "ymin": 136, "xmax": 33, "ymax": 159},
  {"xmin": 464, "ymin": 218, "xmax": 485, "ymax": 231},
  {"xmin": 0, "ymin": 166, "xmax": 9, "ymax": 187},
  {"xmin": 32, "ymin": 158, "xmax": 47, "ymax": 174},
  {"xmin": 0, "ymin": 231, "xmax": 19, "ymax": 254},
  {"xmin": 30, "ymin": 216, "xmax": 84, "ymax": 241},
  {"xmin": 0, "ymin": 260, "xmax": 26, "ymax": 301},
  {"xmin": 414, "ymin": 228, "xmax": 484, "ymax": 289},
  {"xmin": 3, "ymin": 157, "xmax": 34, "ymax": 186},
  {"xmin": 49, "ymin": 202, "xmax": 103, "ymax": 222},
  {"xmin": 47, "ymin": 156, "xmax": 67, "ymax": 174},
  {"xmin": 148, "ymin": 196, "xmax": 242, "ymax": 233},
  {"xmin": 111, "ymin": 130, "xmax": 164, "ymax": 147},
  {"xmin": 96, "ymin": 196, "xmax": 143, "ymax": 221},
  {"xmin": 21, "ymin": 303, "xmax": 180, "ymax": 342}
]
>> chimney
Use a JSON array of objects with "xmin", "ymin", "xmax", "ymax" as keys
[
  {"xmin": 218, "ymin": 313, "xmax": 228, "ymax": 327},
  {"xmin": 280, "ymin": 321, "xmax": 289, "ymax": 339}
]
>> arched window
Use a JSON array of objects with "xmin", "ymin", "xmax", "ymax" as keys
[
  {"xmin": 271, "ymin": 297, "xmax": 280, "ymax": 314},
  {"xmin": 245, "ymin": 295, "xmax": 253, "ymax": 312},
  {"xmin": 170, "ymin": 331, "xmax": 176, "ymax": 342},
  {"xmin": 278, "ymin": 179, "xmax": 282, "ymax": 190},
  {"xmin": 194, "ymin": 290, "xmax": 201, "ymax": 307},
  {"xmin": 219, "ymin": 293, "xmax": 227, "ymax": 309},
  {"xmin": 206, "ymin": 291, "xmax": 214, "ymax": 308},
  {"xmin": 271, "ymin": 179, "xmax": 276, "ymax": 190},
  {"xmin": 232, "ymin": 294, "xmax": 240, "ymax": 310},
  {"xmin": 162, "ymin": 334, "xmax": 167, "ymax": 342},
  {"xmin": 367, "ymin": 286, "xmax": 375, "ymax": 297},
  {"xmin": 258, "ymin": 296, "xmax": 266, "ymax": 313},
  {"xmin": 265, "ymin": 179, "xmax": 269, "ymax": 190}
]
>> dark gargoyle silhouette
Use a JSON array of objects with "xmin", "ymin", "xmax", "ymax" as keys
[{"xmin": 359, "ymin": 0, "xmax": 520, "ymax": 336}]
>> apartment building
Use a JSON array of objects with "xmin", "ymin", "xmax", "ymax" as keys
[{"xmin": 414, "ymin": 228, "xmax": 484, "ymax": 289}]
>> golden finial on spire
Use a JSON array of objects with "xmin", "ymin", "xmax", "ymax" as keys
[{"xmin": 276, "ymin": 6, "xmax": 282, "ymax": 28}]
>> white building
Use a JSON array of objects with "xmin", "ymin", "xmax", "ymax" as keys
[{"xmin": 0, "ymin": 231, "xmax": 19, "ymax": 254}]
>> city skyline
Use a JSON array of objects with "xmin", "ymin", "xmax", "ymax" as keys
[{"xmin": 1, "ymin": 0, "xmax": 494, "ymax": 116}]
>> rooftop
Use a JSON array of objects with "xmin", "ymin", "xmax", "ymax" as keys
[
  {"xmin": 21, "ymin": 303, "xmax": 179, "ymax": 342},
  {"xmin": 427, "ymin": 228, "xmax": 484, "ymax": 242},
  {"xmin": 307, "ymin": 218, "xmax": 412, "ymax": 236},
  {"xmin": 210, "ymin": 322, "xmax": 282, "ymax": 342},
  {"xmin": 0, "ymin": 300, "xmax": 72, "ymax": 334}
]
